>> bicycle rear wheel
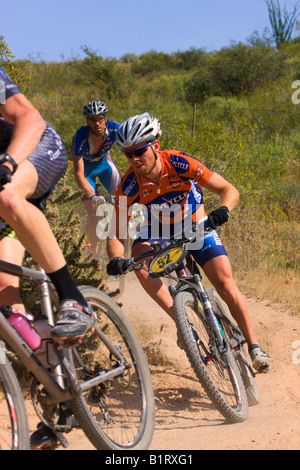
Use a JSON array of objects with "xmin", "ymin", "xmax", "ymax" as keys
[
  {"xmin": 174, "ymin": 291, "xmax": 248, "ymax": 423},
  {"xmin": 207, "ymin": 288, "xmax": 260, "ymax": 406},
  {"xmin": 0, "ymin": 358, "xmax": 29, "ymax": 450},
  {"xmin": 69, "ymin": 287, "xmax": 155, "ymax": 450}
]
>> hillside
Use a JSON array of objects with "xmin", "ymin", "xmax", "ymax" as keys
[{"xmin": 1, "ymin": 38, "xmax": 300, "ymax": 313}]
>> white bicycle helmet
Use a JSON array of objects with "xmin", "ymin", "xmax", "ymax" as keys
[
  {"xmin": 83, "ymin": 100, "xmax": 108, "ymax": 116},
  {"xmin": 116, "ymin": 112, "xmax": 161, "ymax": 150}
]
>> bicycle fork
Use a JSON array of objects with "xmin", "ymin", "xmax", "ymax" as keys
[
  {"xmin": 171, "ymin": 272, "xmax": 228, "ymax": 355},
  {"xmin": 193, "ymin": 275, "xmax": 228, "ymax": 354}
]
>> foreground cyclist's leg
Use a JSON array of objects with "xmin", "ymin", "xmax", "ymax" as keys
[
  {"xmin": 0, "ymin": 234, "xmax": 25, "ymax": 309},
  {"xmin": 0, "ymin": 161, "xmax": 95, "ymax": 343}
]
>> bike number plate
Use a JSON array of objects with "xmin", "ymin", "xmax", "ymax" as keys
[{"xmin": 149, "ymin": 246, "xmax": 186, "ymax": 276}]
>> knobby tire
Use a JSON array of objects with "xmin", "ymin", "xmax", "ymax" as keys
[
  {"xmin": 207, "ymin": 288, "xmax": 260, "ymax": 406},
  {"xmin": 69, "ymin": 287, "xmax": 155, "ymax": 450},
  {"xmin": 173, "ymin": 291, "xmax": 248, "ymax": 423},
  {"xmin": 0, "ymin": 361, "xmax": 29, "ymax": 450}
]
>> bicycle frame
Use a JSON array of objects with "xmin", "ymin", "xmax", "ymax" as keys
[
  {"xmin": 0, "ymin": 259, "xmax": 129, "ymax": 407},
  {"xmin": 0, "ymin": 260, "xmax": 77, "ymax": 405},
  {"xmin": 126, "ymin": 239, "xmax": 229, "ymax": 354}
]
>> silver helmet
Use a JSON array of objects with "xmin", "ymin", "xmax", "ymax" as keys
[
  {"xmin": 116, "ymin": 112, "xmax": 161, "ymax": 150},
  {"xmin": 83, "ymin": 100, "xmax": 108, "ymax": 116}
]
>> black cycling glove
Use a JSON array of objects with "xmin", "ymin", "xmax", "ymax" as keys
[
  {"xmin": 0, "ymin": 166, "xmax": 12, "ymax": 191},
  {"xmin": 206, "ymin": 206, "xmax": 229, "ymax": 230},
  {"xmin": 107, "ymin": 257, "xmax": 127, "ymax": 276}
]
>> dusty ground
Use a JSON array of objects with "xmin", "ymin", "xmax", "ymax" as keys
[{"xmin": 24, "ymin": 275, "xmax": 300, "ymax": 450}]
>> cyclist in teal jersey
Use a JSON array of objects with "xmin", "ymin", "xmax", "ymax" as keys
[{"xmin": 71, "ymin": 100, "xmax": 121, "ymax": 258}]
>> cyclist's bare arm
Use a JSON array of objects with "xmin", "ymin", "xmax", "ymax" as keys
[
  {"xmin": 73, "ymin": 155, "xmax": 95, "ymax": 198},
  {"xmin": 107, "ymin": 218, "xmax": 126, "ymax": 261},
  {"xmin": 107, "ymin": 236, "xmax": 126, "ymax": 260},
  {"xmin": 0, "ymin": 93, "xmax": 46, "ymax": 167},
  {"xmin": 204, "ymin": 172, "xmax": 239, "ymax": 212}
]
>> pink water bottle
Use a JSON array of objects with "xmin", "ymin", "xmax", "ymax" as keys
[{"xmin": 2, "ymin": 306, "xmax": 41, "ymax": 350}]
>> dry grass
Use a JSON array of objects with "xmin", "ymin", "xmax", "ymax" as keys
[
  {"xmin": 221, "ymin": 217, "xmax": 300, "ymax": 318},
  {"xmin": 235, "ymin": 268, "xmax": 300, "ymax": 317}
]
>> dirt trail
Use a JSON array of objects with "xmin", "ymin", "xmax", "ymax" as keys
[{"xmin": 26, "ymin": 276, "xmax": 300, "ymax": 450}]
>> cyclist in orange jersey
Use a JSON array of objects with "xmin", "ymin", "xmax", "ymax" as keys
[{"xmin": 106, "ymin": 112, "xmax": 271, "ymax": 373}]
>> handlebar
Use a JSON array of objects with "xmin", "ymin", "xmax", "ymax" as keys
[{"xmin": 122, "ymin": 219, "xmax": 217, "ymax": 274}]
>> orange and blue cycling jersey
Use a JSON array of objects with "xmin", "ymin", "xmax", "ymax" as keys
[
  {"xmin": 115, "ymin": 149, "xmax": 228, "ymax": 267},
  {"xmin": 115, "ymin": 149, "xmax": 214, "ymax": 225}
]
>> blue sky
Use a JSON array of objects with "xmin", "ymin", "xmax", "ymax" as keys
[{"xmin": 2, "ymin": 0, "xmax": 275, "ymax": 62}]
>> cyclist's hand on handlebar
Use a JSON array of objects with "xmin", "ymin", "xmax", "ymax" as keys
[
  {"xmin": 0, "ymin": 166, "xmax": 12, "ymax": 191},
  {"xmin": 90, "ymin": 195, "xmax": 106, "ymax": 206},
  {"xmin": 107, "ymin": 257, "xmax": 127, "ymax": 276},
  {"xmin": 206, "ymin": 206, "xmax": 229, "ymax": 230}
]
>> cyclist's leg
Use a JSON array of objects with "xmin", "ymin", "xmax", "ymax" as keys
[
  {"xmin": 0, "ymin": 160, "xmax": 67, "ymax": 272},
  {"xmin": 83, "ymin": 155, "xmax": 121, "ymax": 257},
  {"xmin": 202, "ymin": 255, "xmax": 257, "ymax": 346},
  {"xmin": 131, "ymin": 240, "xmax": 174, "ymax": 320},
  {"xmin": 0, "ymin": 231, "xmax": 25, "ymax": 309},
  {"xmin": 102, "ymin": 153, "xmax": 122, "ymax": 195},
  {"xmin": 0, "ymin": 131, "xmax": 94, "ymax": 341},
  {"xmin": 201, "ymin": 253, "xmax": 270, "ymax": 371},
  {"xmin": 190, "ymin": 230, "xmax": 257, "ymax": 346},
  {"xmin": 83, "ymin": 164, "xmax": 100, "ymax": 257}
]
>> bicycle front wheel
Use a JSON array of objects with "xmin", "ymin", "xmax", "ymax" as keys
[
  {"xmin": 0, "ymin": 359, "xmax": 29, "ymax": 450},
  {"xmin": 69, "ymin": 287, "xmax": 155, "ymax": 450},
  {"xmin": 174, "ymin": 291, "xmax": 248, "ymax": 423}
]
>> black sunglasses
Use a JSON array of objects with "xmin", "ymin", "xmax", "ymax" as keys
[
  {"xmin": 123, "ymin": 147, "xmax": 148, "ymax": 159},
  {"xmin": 123, "ymin": 142, "xmax": 154, "ymax": 159}
]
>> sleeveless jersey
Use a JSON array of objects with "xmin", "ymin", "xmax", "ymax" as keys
[
  {"xmin": 0, "ymin": 66, "xmax": 22, "ymax": 152},
  {"xmin": 0, "ymin": 65, "xmax": 68, "ymax": 239}
]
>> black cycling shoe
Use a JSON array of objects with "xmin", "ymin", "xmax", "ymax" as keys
[
  {"xmin": 30, "ymin": 423, "xmax": 58, "ymax": 450},
  {"xmin": 30, "ymin": 406, "xmax": 79, "ymax": 450},
  {"xmin": 51, "ymin": 300, "xmax": 95, "ymax": 344}
]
